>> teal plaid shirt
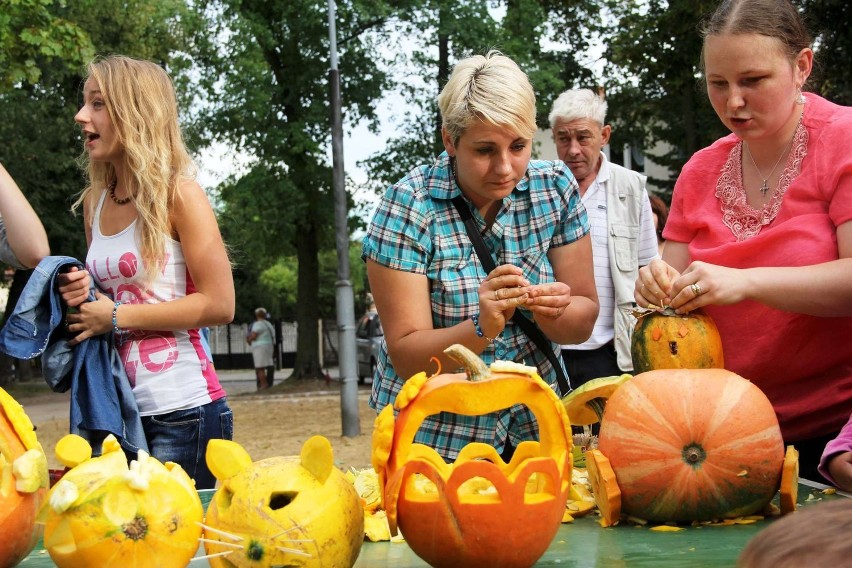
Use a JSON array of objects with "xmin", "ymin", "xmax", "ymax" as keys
[{"xmin": 362, "ymin": 151, "xmax": 589, "ymax": 461}]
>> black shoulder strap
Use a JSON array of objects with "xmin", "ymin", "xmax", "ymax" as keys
[{"xmin": 451, "ymin": 196, "xmax": 571, "ymax": 395}]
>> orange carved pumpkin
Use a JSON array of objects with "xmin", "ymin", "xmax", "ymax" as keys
[
  {"xmin": 597, "ymin": 368, "xmax": 784, "ymax": 523},
  {"xmin": 631, "ymin": 308, "xmax": 724, "ymax": 373},
  {"xmin": 372, "ymin": 345, "xmax": 572, "ymax": 568},
  {"xmin": 0, "ymin": 387, "xmax": 48, "ymax": 568}
]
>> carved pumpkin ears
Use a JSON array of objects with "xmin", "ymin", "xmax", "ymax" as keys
[{"xmin": 206, "ymin": 435, "xmax": 334, "ymax": 483}]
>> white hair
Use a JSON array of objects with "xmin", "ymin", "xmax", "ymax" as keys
[{"xmin": 548, "ymin": 88, "xmax": 608, "ymax": 128}]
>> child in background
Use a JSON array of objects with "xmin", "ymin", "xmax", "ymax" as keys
[{"xmin": 819, "ymin": 414, "xmax": 852, "ymax": 492}]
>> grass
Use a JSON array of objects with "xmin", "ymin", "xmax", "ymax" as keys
[{"xmin": 2, "ymin": 379, "xmax": 54, "ymax": 400}]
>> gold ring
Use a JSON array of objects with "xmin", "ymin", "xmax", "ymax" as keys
[
  {"xmin": 494, "ymin": 289, "xmax": 501, "ymax": 301},
  {"xmin": 691, "ymin": 283, "xmax": 703, "ymax": 296}
]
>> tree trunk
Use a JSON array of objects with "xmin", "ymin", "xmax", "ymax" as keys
[{"xmin": 291, "ymin": 215, "xmax": 324, "ymax": 380}]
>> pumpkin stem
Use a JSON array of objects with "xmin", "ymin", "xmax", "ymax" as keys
[
  {"xmin": 681, "ymin": 444, "xmax": 706, "ymax": 468},
  {"xmin": 444, "ymin": 344, "xmax": 490, "ymax": 382},
  {"xmin": 122, "ymin": 515, "xmax": 149, "ymax": 541}
]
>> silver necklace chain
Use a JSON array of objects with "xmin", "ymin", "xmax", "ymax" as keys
[{"xmin": 743, "ymin": 113, "xmax": 802, "ymax": 197}]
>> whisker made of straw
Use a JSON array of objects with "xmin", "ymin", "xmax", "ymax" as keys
[
  {"xmin": 277, "ymin": 546, "xmax": 312, "ymax": 558},
  {"xmin": 197, "ymin": 521, "xmax": 244, "ymax": 541},
  {"xmin": 198, "ymin": 538, "xmax": 244, "ymax": 549},
  {"xmin": 191, "ymin": 550, "xmax": 233, "ymax": 562}
]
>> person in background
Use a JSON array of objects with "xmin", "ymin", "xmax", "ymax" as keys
[
  {"xmin": 649, "ymin": 194, "xmax": 668, "ymax": 256},
  {"xmin": 362, "ymin": 50, "xmax": 598, "ymax": 463},
  {"xmin": 247, "ymin": 307, "xmax": 275, "ymax": 390},
  {"xmin": 819, "ymin": 413, "xmax": 852, "ymax": 492},
  {"xmin": 0, "ymin": 163, "xmax": 51, "ymax": 269},
  {"xmin": 57, "ymin": 55, "xmax": 235, "ymax": 489},
  {"xmin": 635, "ymin": 0, "xmax": 852, "ymax": 484},
  {"xmin": 549, "ymin": 89, "xmax": 658, "ymax": 385},
  {"xmin": 737, "ymin": 499, "xmax": 852, "ymax": 568}
]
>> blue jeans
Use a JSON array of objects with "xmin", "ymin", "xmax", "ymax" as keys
[{"xmin": 141, "ymin": 397, "xmax": 233, "ymax": 490}]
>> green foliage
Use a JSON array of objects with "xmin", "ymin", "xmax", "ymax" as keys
[
  {"xmin": 599, "ymin": 0, "xmax": 727, "ymax": 197},
  {"xmin": 0, "ymin": 0, "xmax": 94, "ymax": 89},
  {"xmin": 359, "ymin": 0, "xmax": 599, "ymax": 193},
  {"xmin": 800, "ymin": 0, "xmax": 852, "ymax": 105},
  {"xmin": 0, "ymin": 0, "xmax": 194, "ymax": 262}
]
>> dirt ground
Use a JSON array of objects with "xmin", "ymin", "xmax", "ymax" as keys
[{"xmin": 7, "ymin": 378, "xmax": 376, "ymax": 473}]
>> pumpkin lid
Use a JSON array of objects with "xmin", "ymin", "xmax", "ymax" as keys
[{"xmin": 561, "ymin": 374, "xmax": 632, "ymax": 425}]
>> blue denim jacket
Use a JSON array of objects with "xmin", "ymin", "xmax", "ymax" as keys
[{"xmin": 0, "ymin": 256, "xmax": 148, "ymax": 455}]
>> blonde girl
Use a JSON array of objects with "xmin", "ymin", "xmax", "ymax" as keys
[{"xmin": 60, "ymin": 55, "xmax": 235, "ymax": 489}]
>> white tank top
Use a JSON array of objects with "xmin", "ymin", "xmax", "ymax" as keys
[{"xmin": 86, "ymin": 190, "xmax": 226, "ymax": 415}]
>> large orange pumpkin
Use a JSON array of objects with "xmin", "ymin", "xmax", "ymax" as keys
[
  {"xmin": 372, "ymin": 345, "xmax": 573, "ymax": 568},
  {"xmin": 597, "ymin": 369, "xmax": 784, "ymax": 523},
  {"xmin": 0, "ymin": 387, "xmax": 48, "ymax": 568},
  {"xmin": 631, "ymin": 308, "xmax": 724, "ymax": 373}
]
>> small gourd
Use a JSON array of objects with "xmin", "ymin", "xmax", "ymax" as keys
[{"xmin": 631, "ymin": 308, "xmax": 724, "ymax": 372}]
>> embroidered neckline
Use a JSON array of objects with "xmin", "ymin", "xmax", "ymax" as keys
[{"xmin": 715, "ymin": 120, "xmax": 808, "ymax": 241}]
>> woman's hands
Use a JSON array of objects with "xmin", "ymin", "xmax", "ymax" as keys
[
  {"xmin": 476, "ymin": 265, "xmax": 529, "ymax": 338},
  {"xmin": 636, "ymin": 259, "xmax": 749, "ymax": 313},
  {"xmin": 65, "ymin": 292, "xmax": 116, "ymax": 346},
  {"xmin": 57, "ymin": 266, "xmax": 91, "ymax": 308},
  {"xmin": 477, "ymin": 264, "xmax": 574, "ymax": 338}
]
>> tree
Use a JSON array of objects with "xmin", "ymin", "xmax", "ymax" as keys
[
  {"xmin": 800, "ymin": 0, "xmax": 852, "ymax": 105},
  {"xmin": 599, "ymin": 0, "xmax": 727, "ymax": 198},
  {"xmin": 361, "ymin": 0, "xmax": 599, "ymax": 192},
  {"xmin": 0, "ymin": 0, "xmax": 197, "ymax": 384},
  {"xmin": 190, "ymin": 0, "xmax": 403, "ymax": 379}
]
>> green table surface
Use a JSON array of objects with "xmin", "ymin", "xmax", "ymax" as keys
[{"xmin": 21, "ymin": 480, "xmax": 848, "ymax": 568}]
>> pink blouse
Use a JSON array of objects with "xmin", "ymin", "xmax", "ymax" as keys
[{"xmin": 665, "ymin": 94, "xmax": 852, "ymax": 442}]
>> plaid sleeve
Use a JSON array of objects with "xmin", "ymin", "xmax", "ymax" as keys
[{"xmin": 362, "ymin": 180, "xmax": 433, "ymax": 274}]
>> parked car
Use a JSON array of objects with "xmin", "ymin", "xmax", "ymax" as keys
[{"xmin": 356, "ymin": 311, "xmax": 383, "ymax": 384}]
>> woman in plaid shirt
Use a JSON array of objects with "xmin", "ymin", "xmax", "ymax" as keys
[{"xmin": 362, "ymin": 50, "xmax": 598, "ymax": 462}]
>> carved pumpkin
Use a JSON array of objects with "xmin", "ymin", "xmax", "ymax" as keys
[
  {"xmin": 372, "ymin": 344, "xmax": 573, "ymax": 568},
  {"xmin": 43, "ymin": 435, "xmax": 203, "ymax": 568},
  {"xmin": 596, "ymin": 369, "xmax": 785, "ymax": 523},
  {"xmin": 0, "ymin": 387, "xmax": 48, "ymax": 568},
  {"xmin": 631, "ymin": 308, "xmax": 724, "ymax": 373},
  {"xmin": 203, "ymin": 436, "xmax": 364, "ymax": 568}
]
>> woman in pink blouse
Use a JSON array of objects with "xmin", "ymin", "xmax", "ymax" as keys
[{"xmin": 636, "ymin": 0, "xmax": 852, "ymax": 484}]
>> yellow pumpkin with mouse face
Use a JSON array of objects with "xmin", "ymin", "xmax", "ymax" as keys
[{"xmin": 203, "ymin": 436, "xmax": 364, "ymax": 568}]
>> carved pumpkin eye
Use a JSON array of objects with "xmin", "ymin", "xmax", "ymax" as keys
[
  {"xmin": 216, "ymin": 487, "xmax": 234, "ymax": 511},
  {"xmin": 269, "ymin": 491, "xmax": 297, "ymax": 510}
]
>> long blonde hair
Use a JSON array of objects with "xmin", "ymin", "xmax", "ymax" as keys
[{"xmin": 73, "ymin": 55, "xmax": 196, "ymax": 283}]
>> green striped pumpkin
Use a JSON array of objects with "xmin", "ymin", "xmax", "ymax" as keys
[{"xmin": 631, "ymin": 308, "xmax": 724, "ymax": 373}]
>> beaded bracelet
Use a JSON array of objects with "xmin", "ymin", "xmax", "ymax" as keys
[
  {"xmin": 112, "ymin": 301, "xmax": 122, "ymax": 336},
  {"xmin": 471, "ymin": 313, "xmax": 498, "ymax": 344}
]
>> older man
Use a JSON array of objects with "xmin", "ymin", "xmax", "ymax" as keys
[{"xmin": 549, "ymin": 89, "xmax": 658, "ymax": 387}]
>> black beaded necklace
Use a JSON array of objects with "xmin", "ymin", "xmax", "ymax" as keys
[{"xmin": 108, "ymin": 179, "xmax": 131, "ymax": 205}]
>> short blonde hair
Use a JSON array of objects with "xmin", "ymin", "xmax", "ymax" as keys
[
  {"xmin": 437, "ymin": 50, "xmax": 537, "ymax": 144},
  {"xmin": 73, "ymin": 55, "xmax": 196, "ymax": 284}
]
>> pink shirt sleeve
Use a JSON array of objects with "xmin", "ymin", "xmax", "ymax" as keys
[{"xmin": 819, "ymin": 414, "xmax": 852, "ymax": 486}]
